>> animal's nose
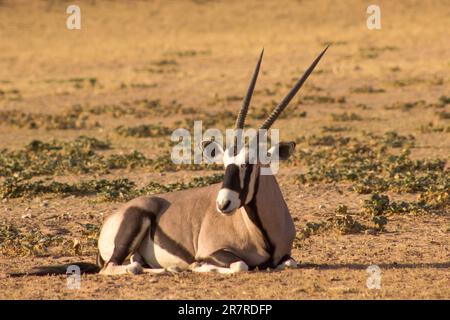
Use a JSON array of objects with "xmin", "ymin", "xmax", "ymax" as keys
[{"xmin": 217, "ymin": 200, "xmax": 231, "ymax": 212}]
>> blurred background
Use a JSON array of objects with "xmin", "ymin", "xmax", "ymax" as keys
[{"xmin": 0, "ymin": 0, "xmax": 448, "ymax": 148}]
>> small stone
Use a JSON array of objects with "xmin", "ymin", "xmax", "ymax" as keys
[
  {"xmin": 365, "ymin": 229, "xmax": 377, "ymax": 235},
  {"xmin": 318, "ymin": 204, "xmax": 326, "ymax": 210},
  {"xmin": 41, "ymin": 200, "xmax": 49, "ymax": 207},
  {"xmin": 25, "ymin": 207, "xmax": 31, "ymax": 212},
  {"xmin": 2, "ymin": 198, "xmax": 8, "ymax": 204},
  {"xmin": 21, "ymin": 213, "xmax": 32, "ymax": 219},
  {"xmin": 4, "ymin": 207, "xmax": 11, "ymax": 212}
]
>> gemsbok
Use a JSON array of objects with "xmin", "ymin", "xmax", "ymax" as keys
[{"xmin": 97, "ymin": 46, "xmax": 328, "ymax": 275}]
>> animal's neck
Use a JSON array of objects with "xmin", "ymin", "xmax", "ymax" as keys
[{"xmin": 244, "ymin": 173, "xmax": 295, "ymax": 265}]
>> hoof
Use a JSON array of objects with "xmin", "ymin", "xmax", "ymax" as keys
[
  {"xmin": 276, "ymin": 258, "xmax": 298, "ymax": 270},
  {"xmin": 284, "ymin": 258, "xmax": 298, "ymax": 269},
  {"xmin": 230, "ymin": 261, "xmax": 249, "ymax": 272},
  {"xmin": 126, "ymin": 262, "xmax": 143, "ymax": 275}
]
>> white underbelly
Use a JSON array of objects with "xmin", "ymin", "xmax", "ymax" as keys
[{"xmin": 138, "ymin": 233, "xmax": 190, "ymax": 269}]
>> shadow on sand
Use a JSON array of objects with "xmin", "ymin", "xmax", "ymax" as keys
[{"xmin": 298, "ymin": 262, "xmax": 450, "ymax": 270}]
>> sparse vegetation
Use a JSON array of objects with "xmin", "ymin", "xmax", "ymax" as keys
[
  {"xmin": 295, "ymin": 205, "xmax": 369, "ymax": 248},
  {"xmin": 419, "ymin": 122, "xmax": 450, "ymax": 133},
  {"xmin": 0, "ymin": 88, "xmax": 21, "ymax": 100},
  {"xmin": 436, "ymin": 111, "xmax": 450, "ymax": 119},
  {"xmin": 0, "ymin": 107, "xmax": 98, "ymax": 130},
  {"xmin": 0, "ymin": 136, "xmax": 222, "ymax": 179},
  {"xmin": 351, "ymin": 86, "xmax": 385, "ymax": 94},
  {"xmin": 359, "ymin": 46, "xmax": 397, "ymax": 59},
  {"xmin": 79, "ymin": 99, "xmax": 183, "ymax": 118},
  {"xmin": 331, "ymin": 112, "xmax": 363, "ymax": 121},
  {"xmin": 0, "ymin": 173, "xmax": 224, "ymax": 201},
  {"xmin": 438, "ymin": 95, "xmax": 450, "ymax": 105},
  {"xmin": 292, "ymin": 131, "xmax": 449, "ymax": 215},
  {"xmin": 164, "ymin": 49, "xmax": 211, "ymax": 57},
  {"xmin": 321, "ymin": 126, "xmax": 351, "ymax": 133},
  {"xmin": 384, "ymin": 100, "xmax": 426, "ymax": 112},
  {"xmin": 0, "ymin": 222, "xmax": 73, "ymax": 257},
  {"xmin": 43, "ymin": 77, "xmax": 97, "ymax": 89},
  {"xmin": 300, "ymin": 95, "xmax": 346, "ymax": 104},
  {"xmin": 115, "ymin": 124, "xmax": 172, "ymax": 138}
]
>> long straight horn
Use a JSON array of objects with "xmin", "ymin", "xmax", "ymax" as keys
[
  {"xmin": 235, "ymin": 48, "xmax": 264, "ymax": 129},
  {"xmin": 259, "ymin": 45, "xmax": 329, "ymax": 130}
]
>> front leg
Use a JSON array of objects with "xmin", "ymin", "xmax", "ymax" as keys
[{"xmin": 190, "ymin": 250, "xmax": 249, "ymax": 274}]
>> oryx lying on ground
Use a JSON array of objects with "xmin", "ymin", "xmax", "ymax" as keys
[{"xmin": 97, "ymin": 47, "xmax": 328, "ymax": 275}]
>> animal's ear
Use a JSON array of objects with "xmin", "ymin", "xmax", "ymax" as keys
[
  {"xmin": 268, "ymin": 141, "xmax": 296, "ymax": 161},
  {"xmin": 201, "ymin": 140, "xmax": 224, "ymax": 160}
]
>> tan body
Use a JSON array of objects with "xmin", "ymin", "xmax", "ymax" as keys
[{"xmin": 98, "ymin": 175, "xmax": 296, "ymax": 274}]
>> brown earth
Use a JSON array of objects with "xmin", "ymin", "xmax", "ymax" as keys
[{"xmin": 0, "ymin": 0, "xmax": 449, "ymax": 299}]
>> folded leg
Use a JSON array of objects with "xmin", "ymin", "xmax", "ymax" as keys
[{"xmin": 190, "ymin": 250, "xmax": 249, "ymax": 274}]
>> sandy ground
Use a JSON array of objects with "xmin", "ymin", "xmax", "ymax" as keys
[{"xmin": 0, "ymin": 0, "xmax": 449, "ymax": 299}]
